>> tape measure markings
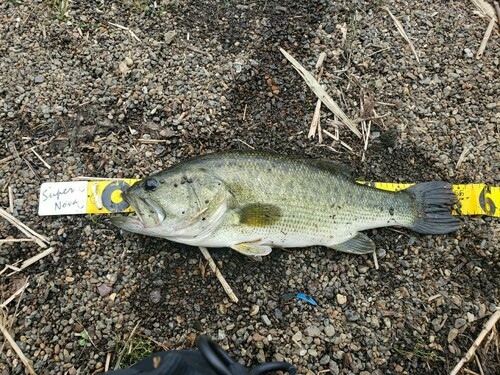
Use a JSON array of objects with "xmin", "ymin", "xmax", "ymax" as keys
[{"xmin": 38, "ymin": 180, "xmax": 500, "ymax": 217}]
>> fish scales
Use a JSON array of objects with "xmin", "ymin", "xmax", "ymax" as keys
[{"xmin": 111, "ymin": 151, "xmax": 460, "ymax": 257}]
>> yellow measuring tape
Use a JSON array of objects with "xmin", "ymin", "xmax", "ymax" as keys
[
  {"xmin": 359, "ymin": 182, "xmax": 499, "ymax": 217},
  {"xmin": 84, "ymin": 180, "xmax": 500, "ymax": 217}
]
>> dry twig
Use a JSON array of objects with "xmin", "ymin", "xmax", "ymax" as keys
[
  {"xmin": 198, "ymin": 247, "xmax": 238, "ymax": 303},
  {"xmin": 450, "ymin": 308, "xmax": 500, "ymax": 375}
]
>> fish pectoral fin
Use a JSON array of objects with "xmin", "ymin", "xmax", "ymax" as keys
[
  {"xmin": 329, "ymin": 233, "xmax": 375, "ymax": 254},
  {"xmin": 232, "ymin": 241, "xmax": 272, "ymax": 257},
  {"xmin": 238, "ymin": 203, "xmax": 282, "ymax": 227}
]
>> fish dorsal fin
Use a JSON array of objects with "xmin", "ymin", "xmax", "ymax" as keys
[
  {"xmin": 309, "ymin": 159, "xmax": 352, "ymax": 178},
  {"xmin": 329, "ymin": 233, "xmax": 375, "ymax": 254},
  {"xmin": 238, "ymin": 203, "xmax": 282, "ymax": 227}
]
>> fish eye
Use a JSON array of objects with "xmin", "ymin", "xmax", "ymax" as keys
[{"xmin": 144, "ymin": 178, "xmax": 159, "ymax": 192}]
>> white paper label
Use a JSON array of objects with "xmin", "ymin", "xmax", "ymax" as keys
[{"xmin": 38, "ymin": 182, "xmax": 88, "ymax": 215}]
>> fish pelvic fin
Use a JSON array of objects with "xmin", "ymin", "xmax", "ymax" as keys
[
  {"xmin": 328, "ymin": 233, "xmax": 375, "ymax": 254},
  {"xmin": 232, "ymin": 241, "xmax": 272, "ymax": 257},
  {"xmin": 405, "ymin": 182, "xmax": 460, "ymax": 234}
]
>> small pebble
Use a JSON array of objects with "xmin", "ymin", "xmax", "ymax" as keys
[
  {"xmin": 97, "ymin": 284, "xmax": 112, "ymax": 297},
  {"xmin": 149, "ymin": 290, "xmax": 161, "ymax": 304},
  {"xmin": 336, "ymin": 294, "xmax": 347, "ymax": 305},
  {"xmin": 261, "ymin": 314, "xmax": 272, "ymax": 326}
]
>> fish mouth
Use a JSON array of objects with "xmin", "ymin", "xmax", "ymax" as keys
[{"xmin": 121, "ymin": 191, "xmax": 166, "ymax": 226}]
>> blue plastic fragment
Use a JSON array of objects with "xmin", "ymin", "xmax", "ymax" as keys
[{"xmin": 296, "ymin": 293, "xmax": 318, "ymax": 306}]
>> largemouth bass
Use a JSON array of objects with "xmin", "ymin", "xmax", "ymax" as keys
[{"xmin": 111, "ymin": 151, "xmax": 460, "ymax": 256}]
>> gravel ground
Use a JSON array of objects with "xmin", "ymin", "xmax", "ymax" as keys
[{"xmin": 1, "ymin": 1, "xmax": 499, "ymax": 374}]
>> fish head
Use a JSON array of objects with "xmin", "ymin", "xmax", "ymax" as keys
[{"xmin": 111, "ymin": 167, "xmax": 230, "ymax": 239}]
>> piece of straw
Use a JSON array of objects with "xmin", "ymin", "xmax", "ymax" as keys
[
  {"xmin": 0, "ymin": 278, "xmax": 29, "ymax": 309},
  {"xmin": 0, "ymin": 207, "xmax": 50, "ymax": 248},
  {"xmin": 198, "ymin": 247, "xmax": 238, "ymax": 303},
  {"xmin": 476, "ymin": 18, "xmax": 496, "ymax": 58},
  {"xmin": 450, "ymin": 308, "xmax": 500, "ymax": 375},
  {"xmin": 383, "ymin": 7, "xmax": 421, "ymax": 64},
  {"xmin": 280, "ymin": 48, "xmax": 361, "ymax": 138},
  {"xmin": 0, "ymin": 313, "xmax": 36, "ymax": 374}
]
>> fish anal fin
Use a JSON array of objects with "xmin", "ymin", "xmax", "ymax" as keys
[
  {"xmin": 239, "ymin": 203, "xmax": 282, "ymax": 227},
  {"xmin": 232, "ymin": 241, "xmax": 272, "ymax": 257},
  {"xmin": 329, "ymin": 233, "xmax": 375, "ymax": 254}
]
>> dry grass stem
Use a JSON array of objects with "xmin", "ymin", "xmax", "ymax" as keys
[
  {"xmin": 0, "ymin": 137, "xmax": 55, "ymax": 165},
  {"xmin": 8, "ymin": 186, "xmax": 14, "ymax": 213},
  {"xmin": 198, "ymin": 246, "xmax": 239, "ymax": 303},
  {"xmin": 462, "ymin": 369, "xmax": 480, "ymax": 375},
  {"xmin": 0, "ymin": 207, "xmax": 50, "ymax": 248},
  {"xmin": 309, "ymin": 99, "xmax": 323, "ymax": 140},
  {"xmin": 309, "ymin": 53, "xmax": 326, "ymax": 141},
  {"xmin": 361, "ymin": 120, "xmax": 371, "ymax": 162},
  {"xmin": 372, "ymin": 109, "xmax": 387, "ymax": 129},
  {"xmin": 372, "ymin": 250, "xmax": 379, "ymax": 270},
  {"xmin": 323, "ymin": 121, "xmax": 354, "ymax": 152},
  {"xmin": 23, "ymin": 158, "xmax": 39, "ymax": 181},
  {"xmin": 494, "ymin": 1, "xmax": 500, "ymax": 23},
  {"xmin": 242, "ymin": 104, "xmax": 247, "ymax": 120},
  {"xmin": 7, "ymin": 247, "xmax": 55, "ymax": 277},
  {"xmin": 383, "ymin": 7, "xmax": 421, "ymax": 64},
  {"xmin": 280, "ymin": 48, "xmax": 361, "ymax": 138},
  {"xmin": 450, "ymin": 308, "xmax": 500, "ymax": 375},
  {"xmin": 0, "ymin": 238, "xmax": 35, "ymax": 244},
  {"xmin": 114, "ymin": 321, "xmax": 141, "ymax": 370},
  {"xmin": 456, "ymin": 145, "xmax": 473, "ymax": 169},
  {"xmin": 108, "ymin": 22, "xmax": 141, "ymax": 42},
  {"xmin": 0, "ymin": 265, "xmax": 22, "ymax": 276},
  {"xmin": 476, "ymin": 18, "xmax": 496, "ymax": 58},
  {"xmin": 0, "ymin": 278, "xmax": 29, "ymax": 309},
  {"xmin": 138, "ymin": 138, "xmax": 169, "ymax": 144},
  {"xmin": 471, "ymin": 0, "xmax": 497, "ymax": 20},
  {"xmin": 474, "ymin": 353, "xmax": 485, "ymax": 375},
  {"xmin": 105, "ymin": 352, "xmax": 112, "ymax": 372},
  {"xmin": 0, "ymin": 313, "xmax": 36, "ymax": 374},
  {"xmin": 30, "ymin": 148, "xmax": 51, "ymax": 169},
  {"xmin": 186, "ymin": 45, "xmax": 212, "ymax": 57},
  {"xmin": 233, "ymin": 139, "xmax": 255, "ymax": 150}
]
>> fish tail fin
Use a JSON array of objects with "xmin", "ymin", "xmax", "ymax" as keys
[{"xmin": 404, "ymin": 182, "xmax": 460, "ymax": 234}]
